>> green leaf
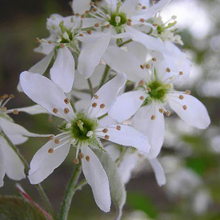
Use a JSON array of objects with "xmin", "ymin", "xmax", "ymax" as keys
[
  {"xmin": 0, "ymin": 196, "xmax": 47, "ymax": 220},
  {"xmin": 93, "ymin": 149, "xmax": 126, "ymax": 220},
  {"xmin": 127, "ymin": 192, "xmax": 158, "ymax": 218}
]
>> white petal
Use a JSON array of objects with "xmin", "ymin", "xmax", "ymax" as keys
[
  {"xmin": 127, "ymin": 41, "xmax": 148, "ymax": 64},
  {"xmin": 73, "ymin": 65, "xmax": 105, "ymax": 90},
  {"xmin": 125, "ymin": 26, "xmax": 167, "ymax": 53},
  {"xmin": 132, "ymin": 105, "xmax": 165, "ymax": 159},
  {"xmin": 20, "ymin": 72, "xmax": 75, "ymax": 121},
  {"xmin": 0, "ymin": 117, "xmax": 50, "ymax": 145},
  {"xmin": 78, "ymin": 37, "xmax": 111, "ymax": 78},
  {"xmin": 29, "ymin": 135, "xmax": 70, "ymax": 184},
  {"xmin": 50, "ymin": 47, "xmax": 75, "ymax": 93},
  {"xmin": 7, "ymin": 105, "xmax": 48, "ymax": 115},
  {"xmin": 0, "ymin": 136, "xmax": 25, "ymax": 181},
  {"xmin": 105, "ymin": 0, "xmax": 117, "ymax": 10},
  {"xmin": 72, "ymin": 0, "xmax": 91, "ymax": 14},
  {"xmin": 98, "ymin": 125, "xmax": 151, "ymax": 154},
  {"xmin": 103, "ymin": 46, "xmax": 149, "ymax": 82},
  {"xmin": 29, "ymin": 49, "xmax": 54, "ymax": 75},
  {"xmin": 0, "ymin": 146, "xmax": 5, "ymax": 187},
  {"xmin": 88, "ymin": 73, "xmax": 126, "ymax": 118},
  {"xmin": 149, "ymin": 158, "xmax": 166, "ymax": 186},
  {"xmin": 98, "ymin": 115, "xmax": 117, "ymax": 128},
  {"xmin": 81, "ymin": 145, "xmax": 111, "ymax": 212},
  {"xmin": 169, "ymin": 94, "xmax": 211, "ymax": 129},
  {"xmin": 150, "ymin": 0, "xmax": 171, "ymax": 12},
  {"xmin": 109, "ymin": 90, "xmax": 146, "ymax": 123}
]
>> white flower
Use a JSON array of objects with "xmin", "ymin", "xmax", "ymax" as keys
[
  {"xmin": 106, "ymin": 144, "xmax": 166, "ymax": 186},
  {"xmin": 109, "ymin": 61, "xmax": 210, "ymax": 159},
  {"xmin": 20, "ymin": 71, "xmax": 151, "ymax": 212},
  {"xmin": 0, "ymin": 95, "xmax": 49, "ymax": 187},
  {"xmin": 76, "ymin": 0, "xmax": 170, "ymax": 78}
]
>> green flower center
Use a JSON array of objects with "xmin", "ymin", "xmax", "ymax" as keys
[
  {"xmin": 147, "ymin": 80, "xmax": 171, "ymax": 102},
  {"xmin": 71, "ymin": 112, "xmax": 98, "ymax": 143},
  {"xmin": 108, "ymin": 12, "xmax": 127, "ymax": 27}
]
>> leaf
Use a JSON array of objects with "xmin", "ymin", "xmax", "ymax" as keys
[
  {"xmin": 126, "ymin": 192, "xmax": 158, "ymax": 218},
  {"xmin": 0, "ymin": 196, "xmax": 47, "ymax": 220},
  {"xmin": 93, "ymin": 149, "xmax": 126, "ymax": 220}
]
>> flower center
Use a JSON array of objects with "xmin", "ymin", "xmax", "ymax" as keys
[
  {"xmin": 71, "ymin": 111, "xmax": 98, "ymax": 143},
  {"xmin": 147, "ymin": 80, "xmax": 171, "ymax": 102},
  {"xmin": 108, "ymin": 12, "xmax": 127, "ymax": 27}
]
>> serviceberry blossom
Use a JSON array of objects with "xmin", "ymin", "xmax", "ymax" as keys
[
  {"xmin": 0, "ymin": 94, "xmax": 49, "ymax": 187},
  {"xmin": 20, "ymin": 71, "xmax": 151, "ymax": 212},
  {"xmin": 109, "ymin": 61, "xmax": 210, "ymax": 158}
]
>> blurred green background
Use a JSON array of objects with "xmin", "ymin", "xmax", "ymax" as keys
[{"xmin": 0, "ymin": 0, "xmax": 220, "ymax": 219}]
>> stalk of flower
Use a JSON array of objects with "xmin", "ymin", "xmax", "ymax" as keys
[
  {"xmin": 109, "ymin": 60, "xmax": 211, "ymax": 159},
  {"xmin": 20, "ymin": 71, "xmax": 151, "ymax": 212}
]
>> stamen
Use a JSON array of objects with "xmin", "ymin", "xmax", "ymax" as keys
[
  {"xmin": 64, "ymin": 108, "xmax": 70, "ymax": 114},
  {"xmin": 49, "ymin": 136, "xmax": 54, "ymax": 140},
  {"xmin": 140, "ymin": 65, "xmax": 145, "ymax": 69},
  {"xmin": 138, "ymin": 80, "xmax": 145, "ymax": 86},
  {"xmin": 54, "ymin": 139, "xmax": 60, "ymax": 144},
  {"xmin": 2, "ymin": 107, "xmax": 7, "ymax": 112},
  {"xmin": 74, "ymin": 158, "xmax": 79, "ymax": 164},
  {"xmin": 79, "ymin": 33, "xmax": 84, "ymax": 37},
  {"xmin": 13, "ymin": 110, "xmax": 19, "ymax": 115},
  {"xmin": 100, "ymin": 104, "xmax": 105, "ymax": 109},
  {"xmin": 48, "ymin": 148, "xmax": 54, "ymax": 154},
  {"xmin": 86, "ymin": 155, "xmax": 90, "ymax": 162},
  {"xmin": 94, "ymin": 23, "xmax": 100, "ymax": 27},
  {"xmin": 179, "ymin": 71, "xmax": 183, "ymax": 76},
  {"xmin": 116, "ymin": 125, "xmax": 121, "ymax": 131},
  {"xmin": 166, "ymin": 111, "xmax": 171, "ymax": 116},
  {"xmin": 60, "ymin": 44, "xmax": 65, "ymax": 48},
  {"xmin": 146, "ymin": 64, "xmax": 150, "ymax": 69},
  {"xmin": 153, "ymin": 23, "xmax": 158, "ymax": 27},
  {"xmin": 139, "ymin": 96, "xmax": 144, "ymax": 100},
  {"xmin": 151, "ymin": 115, "xmax": 156, "ymax": 120},
  {"xmin": 179, "ymin": 95, "xmax": 184, "ymax": 100},
  {"xmin": 64, "ymin": 98, "xmax": 69, "ymax": 104},
  {"xmin": 53, "ymin": 108, "xmax": 58, "ymax": 114},
  {"xmin": 183, "ymin": 105, "xmax": 187, "ymax": 110},
  {"xmin": 152, "ymin": 57, "xmax": 157, "ymax": 62},
  {"xmin": 142, "ymin": 6, "xmax": 147, "ymax": 9},
  {"xmin": 87, "ymin": 30, "xmax": 92, "ymax": 35},
  {"xmin": 185, "ymin": 90, "xmax": 191, "ymax": 95},
  {"xmin": 166, "ymin": 68, "xmax": 171, "ymax": 72},
  {"xmin": 79, "ymin": 153, "xmax": 84, "ymax": 159},
  {"xmin": 86, "ymin": 131, "xmax": 93, "ymax": 137},
  {"xmin": 94, "ymin": 94, "xmax": 99, "ymax": 99},
  {"xmin": 159, "ymin": 108, "xmax": 164, "ymax": 113},
  {"xmin": 92, "ymin": 102, "xmax": 97, "ymax": 108},
  {"xmin": 105, "ymin": 135, "xmax": 110, "ymax": 140},
  {"xmin": 140, "ymin": 18, "xmax": 145, "ymax": 23},
  {"xmin": 102, "ymin": 128, "xmax": 108, "ymax": 133}
]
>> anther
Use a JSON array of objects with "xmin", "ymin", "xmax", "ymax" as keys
[
  {"xmin": 54, "ymin": 139, "xmax": 60, "ymax": 144},
  {"xmin": 87, "ymin": 30, "xmax": 92, "ymax": 35},
  {"xmin": 13, "ymin": 110, "xmax": 19, "ymax": 115},
  {"xmin": 35, "ymin": 37, "xmax": 40, "ymax": 43},
  {"xmin": 140, "ymin": 65, "xmax": 145, "ymax": 69},
  {"xmin": 79, "ymin": 153, "xmax": 84, "ymax": 159},
  {"xmin": 2, "ymin": 107, "xmax": 7, "ymax": 112},
  {"xmin": 152, "ymin": 57, "xmax": 157, "ymax": 62},
  {"xmin": 166, "ymin": 68, "xmax": 171, "ymax": 72},
  {"xmin": 9, "ymin": 94, "xmax": 14, "ymax": 99},
  {"xmin": 153, "ymin": 23, "xmax": 158, "ymax": 27},
  {"xmin": 183, "ymin": 105, "xmax": 187, "ymax": 110},
  {"xmin": 179, "ymin": 71, "xmax": 183, "ymax": 75},
  {"xmin": 127, "ymin": 20, "xmax": 132, "ymax": 26},
  {"xmin": 64, "ymin": 98, "xmax": 69, "ymax": 104},
  {"xmin": 116, "ymin": 125, "xmax": 121, "ymax": 131},
  {"xmin": 90, "ymin": 2, "xmax": 94, "ymax": 6},
  {"xmin": 94, "ymin": 94, "xmax": 99, "ymax": 99},
  {"xmin": 159, "ymin": 108, "xmax": 164, "ymax": 113},
  {"xmin": 92, "ymin": 102, "xmax": 97, "ymax": 108},
  {"xmin": 140, "ymin": 96, "xmax": 144, "ymax": 100},
  {"xmin": 100, "ymin": 104, "xmax": 105, "ymax": 109},
  {"xmin": 105, "ymin": 135, "xmax": 110, "ymax": 140},
  {"xmin": 140, "ymin": 18, "xmax": 145, "ymax": 23},
  {"xmin": 93, "ymin": 7, "xmax": 98, "ymax": 12},
  {"xmin": 49, "ymin": 136, "xmax": 54, "ymax": 140},
  {"xmin": 138, "ymin": 80, "xmax": 145, "ymax": 86},
  {"xmin": 85, "ymin": 10, "xmax": 90, "ymax": 14},
  {"xmin": 0, "ymin": 94, "xmax": 8, "ymax": 100},
  {"xmin": 60, "ymin": 44, "xmax": 65, "ymax": 48},
  {"xmin": 106, "ymin": 24, "xmax": 111, "ymax": 28},
  {"xmin": 86, "ymin": 156, "xmax": 90, "ymax": 162},
  {"xmin": 48, "ymin": 148, "xmax": 54, "ymax": 154},
  {"xmin": 48, "ymin": 41, "xmax": 53, "ymax": 44},
  {"xmin": 179, "ymin": 95, "xmax": 184, "ymax": 100},
  {"xmin": 185, "ymin": 90, "xmax": 191, "ymax": 95},
  {"xmin": 151, "ymin": 115, "xmax": 156, "ymax": 120},
  {"xmin": 79, "ymin": 33, "xmax": 84, "ymax": 37},
  {"xmin": 146, "ymin": 64, "xmax": 150, "ymax": 69},
  {"xmin": 94, "ymin": 23, "xmax": 100, "ymax": 27},
  {"xmin": 102, "ymin": 128, "xmax": 108, "ymax": 133},
  {"xmin": 166, "ymin": 111, "xmax": 171, "ymax": 116},
  {"xmin": 146, "ymin": 87, "xmax": 151, "ymax": 92},
  {"xmin": 74, "ymin": 158, "xmax": 79, "ymax": 164},
  {"xmin": 64, "ymin": 108, "xmax": 70, "ymax": 114},
  {"xmin": 142, "ymin": 6, "xmax": 147, "ymax": 9}
]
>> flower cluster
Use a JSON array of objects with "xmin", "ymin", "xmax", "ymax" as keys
[{"xmin": 0, "ymin": 0, "xmax": 211, "ymax": 219}]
